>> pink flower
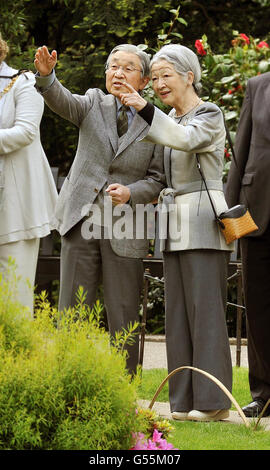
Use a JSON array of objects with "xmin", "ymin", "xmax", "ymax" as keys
[
  {"xmin": 153, "ymin": 429, "xmax": 175, "ymax": 450},
  {"xmin": 195, "ymin": 39, "xmax": 207, "ymax": 56},
  {"xmin": 258, "ymin": 41, "xmax": 269, "ymax": 48},
  {"xmin": 130, "ymin": 430, "xmax": 179, "ymax": 450},
  {"xmin": 158, "ymin": 439, "xmax": 175, "ymax": 450},
  {"xmin": 224, "ymin": 148, "xmax": 231, "ymax": 160},
  {"xmin": 147, "ymin": 439, "xmax": 158, "ymax": 449},
  {"xmin": 152, "ymin": 429, "xmax": 163, "ymax": 442},
  {"xmin": 228, "ymin": 84, "xmax": 242, "ymax": 96},
  {"xmin": 240, "ymin": 33, "xmax": 250, "ymax": 44},
  {"xmin": 130, "ymin": 432, "xmax": 148, "ymax": 450}
]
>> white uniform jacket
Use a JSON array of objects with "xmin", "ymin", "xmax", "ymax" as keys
[{"xmin": 0, "ymin": 64, "xmax": 58, "ymax": 245}]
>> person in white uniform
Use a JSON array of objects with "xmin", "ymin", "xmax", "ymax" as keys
[
  {"xmin": 0, "ymin": 35, "xmax": 58, "ymax": 315},
  {"xmin": 120, "ymin": 44, "xmax": 234, "ymax": 422}
]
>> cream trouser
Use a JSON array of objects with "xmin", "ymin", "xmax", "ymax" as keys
[{"xmin": 0, "ymin": 238, "xmax": 40, "ymax": 315}]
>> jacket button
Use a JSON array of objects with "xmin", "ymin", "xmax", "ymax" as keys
[
  {"xmin": 108, "ymin": 168, "xmax": 113, "ymax": 174},
  {"xmin": 94, "ymin": 188, "xmax": 99, "ymax": 193}
]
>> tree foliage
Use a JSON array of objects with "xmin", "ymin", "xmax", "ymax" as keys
[
  {"xmin": 0, "ymin": 0, "xmax": 269, "ymax": 173},
  {"xmin": 196, "ymin": 31, "xmax": 270, "ymax": 178}
]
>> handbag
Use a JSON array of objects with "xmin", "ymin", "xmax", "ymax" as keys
[{"xmin": 196, "ymin": 121, "xmax": 258, "ymax": 245}]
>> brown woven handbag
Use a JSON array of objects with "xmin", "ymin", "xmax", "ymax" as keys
[
  {"xmin": 196, "ymin": 121, "xmax": 258, "ymax": 245},
  {"xmin": 217, "ymin": 204, "xmax": 258, "ymax": 244}
]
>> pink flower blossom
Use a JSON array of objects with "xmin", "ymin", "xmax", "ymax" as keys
[
  {"xmin": 158, "ymin": 439, "xmax": 175, "ymax": 450},
  {"xmin": 224, "ymin": 148, "xmax": 231, "ymax": 160},
  {"xmin": 130, "ymin": 430, "xmax": 179, "ymax": 450},
  {"xmin": 240, "ymin": 33, "xmax": 250, "ymax": 44},
  {"xmin": 152, "ymin": 429, "xmax": 163, "ymax": 442},
  {"xmin": 130, "ymin": 432, "xmax": 148, "ymax": 450},
  {"xmin": 228, "ymin": 84, "xmax": 242, "ymax": 95},
  {"xmin": 147, "ymin": 439, "xmax": 158, "ymax": 450},
  {"xmin": 258, "ymin": 41, "xmax": 269, "ymax": 48},
  {"xmin": 195, "ymin": 39, "xmax": 207, "ymax": 56}
]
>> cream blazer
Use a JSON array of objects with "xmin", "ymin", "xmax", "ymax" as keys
[
  {"xmin": 0, "ymin": 67, "xmax": 58, "ymax": 244},
  {"xmin": 144, "ymin": 103, "xmax": 234, "ymax": 252}
]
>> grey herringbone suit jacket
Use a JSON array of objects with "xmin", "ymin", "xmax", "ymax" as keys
[{"xmin": 37, "ymin": 75, "xmax": 165, "ymax": 258}]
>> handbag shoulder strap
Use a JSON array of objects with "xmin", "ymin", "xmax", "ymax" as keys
[{"xmin": 195, "ymin": 154, "xmax": 225, "ymax": 228}]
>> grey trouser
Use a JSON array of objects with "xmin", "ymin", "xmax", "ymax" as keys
[
  {"xmin": 164, "ymin": 249, "xmax": 232, "ymax": 412},
  {"xmin": 58, "ymin": 221, "xmax": 144, "ymax": 374}
]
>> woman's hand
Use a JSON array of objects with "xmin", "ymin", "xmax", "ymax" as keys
[
  {"xmin": 34, "ymin": 46, "xmax": 57, "ymax": 77},
  {"xmin": 120, "ymin": 82, "xmax": 148, "ymax": 112}
]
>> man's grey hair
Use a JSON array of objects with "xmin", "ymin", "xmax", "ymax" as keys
[
  {"xmin": 150, "ymin": 44, "xmax": 202, "ymax": 95},
  {"xmin": 106, "ymin": 44, "xmax": 150, "ymax": 77}
]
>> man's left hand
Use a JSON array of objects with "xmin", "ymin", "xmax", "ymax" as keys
[{"xmin": 106, "ymin": 183, "xmax": 131, "ymax": 206}]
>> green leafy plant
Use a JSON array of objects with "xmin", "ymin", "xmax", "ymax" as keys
[
  {"xmin": 198, "ymin": 31, "xmax": 270, "ymax": 124},
  {"xmin": 196, "ymin": 31, "xmax": 270, "ymax": 178},
  {"xmin": 135, "ymin": 407, "xmax": 174, "ymax": 440},
  {"xmin": 130, "ymin": 407, "xmax": 177, "ymax": 450},
  {"xmin": 0, "ymin": 270, "xmax": 143, "ymax": 450}
]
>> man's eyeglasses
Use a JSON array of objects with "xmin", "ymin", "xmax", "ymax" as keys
[{"xmin": 106, "ymin": 64, "xmax": 142, "ymax": 74}]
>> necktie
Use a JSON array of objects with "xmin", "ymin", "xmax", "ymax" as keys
[{"xmin": 117, "ymin": 105, "xmax": 129, "ymax": 137}]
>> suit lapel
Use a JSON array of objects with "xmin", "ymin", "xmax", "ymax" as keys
[
  {"xmin": 116, "ymin": 113, "xmax": 149, "ymax": 157},
  {"xmin": 100, "ymin": 94, "xmax": 118, "ymax": 154},
  {"xmin": 100, "ymin": 94, "xmax": 149, "ymax": 158}
]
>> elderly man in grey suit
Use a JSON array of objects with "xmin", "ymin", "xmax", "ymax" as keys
[
  {"xmin": 34, "ymin": 44, "xmax": 165, "ymax": 374},
  {"xmin": 226, "ymin": 71, "xmax": 270, "ymax": 417}
]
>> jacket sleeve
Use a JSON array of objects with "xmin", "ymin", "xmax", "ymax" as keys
[
  {"xmin": 0, "ymin": 73, "xmax": 43, "ymax": 155},
  {"xmin": 225, "ymin": 80, "xmax": 252, "ymax": 207},
  {"xmin": 141, "ymin": 103, "xmax": 225, "ymax": 153},
  {"xmin": 35, "ymin": 70, "xmax": 92, "ymax": 127}
]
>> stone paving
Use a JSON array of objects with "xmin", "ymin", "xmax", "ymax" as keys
[{"xmin": 142, "ymin": 335, "xmax": 248, "ymax": 369}]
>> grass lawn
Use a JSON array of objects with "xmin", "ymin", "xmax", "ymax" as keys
[{"xmin": 138, "ymin": 367, "xmax": 270, "ymax": 450}]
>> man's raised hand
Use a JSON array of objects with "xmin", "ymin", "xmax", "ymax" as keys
[{"xmin": 34, "ymin": 46, "xmax": 57, "ymax": 77}]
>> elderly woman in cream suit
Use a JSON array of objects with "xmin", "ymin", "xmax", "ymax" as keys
[
  {"xmin": 0, "ymin": 36, "xmax": 58, "ymax": 314},
  {"xmin": 121, "ymin": 44, "xmax": 234, "ymax": 422}
]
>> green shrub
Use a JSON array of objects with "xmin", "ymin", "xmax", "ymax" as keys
[
  {"xmin": 0, "ymin": 259, "xmax": 35, "ymax": 353},
  {"xmin": 0, "ymin": 272, "xmax": 140, "ymax": 450}
]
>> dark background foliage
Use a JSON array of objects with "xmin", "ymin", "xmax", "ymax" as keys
[{"xmin": 1, "ymin": 0, "xmax": 269, "ymax": 174}]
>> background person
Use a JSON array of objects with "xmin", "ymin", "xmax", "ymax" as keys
[
  {"xmin": 120, "ymin": 43, "xmax": 234, "ymax": 421},
  {"xmin": 34, "ymin": 44, "xmax": 165, "ymax": 375},
  {"xmin": 0, "ymin": 34, "xmax": 58, "ymax": 315},
  {"xmin": 226, "ymin": 71, "xmax": 270, "ymax": 418}
]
